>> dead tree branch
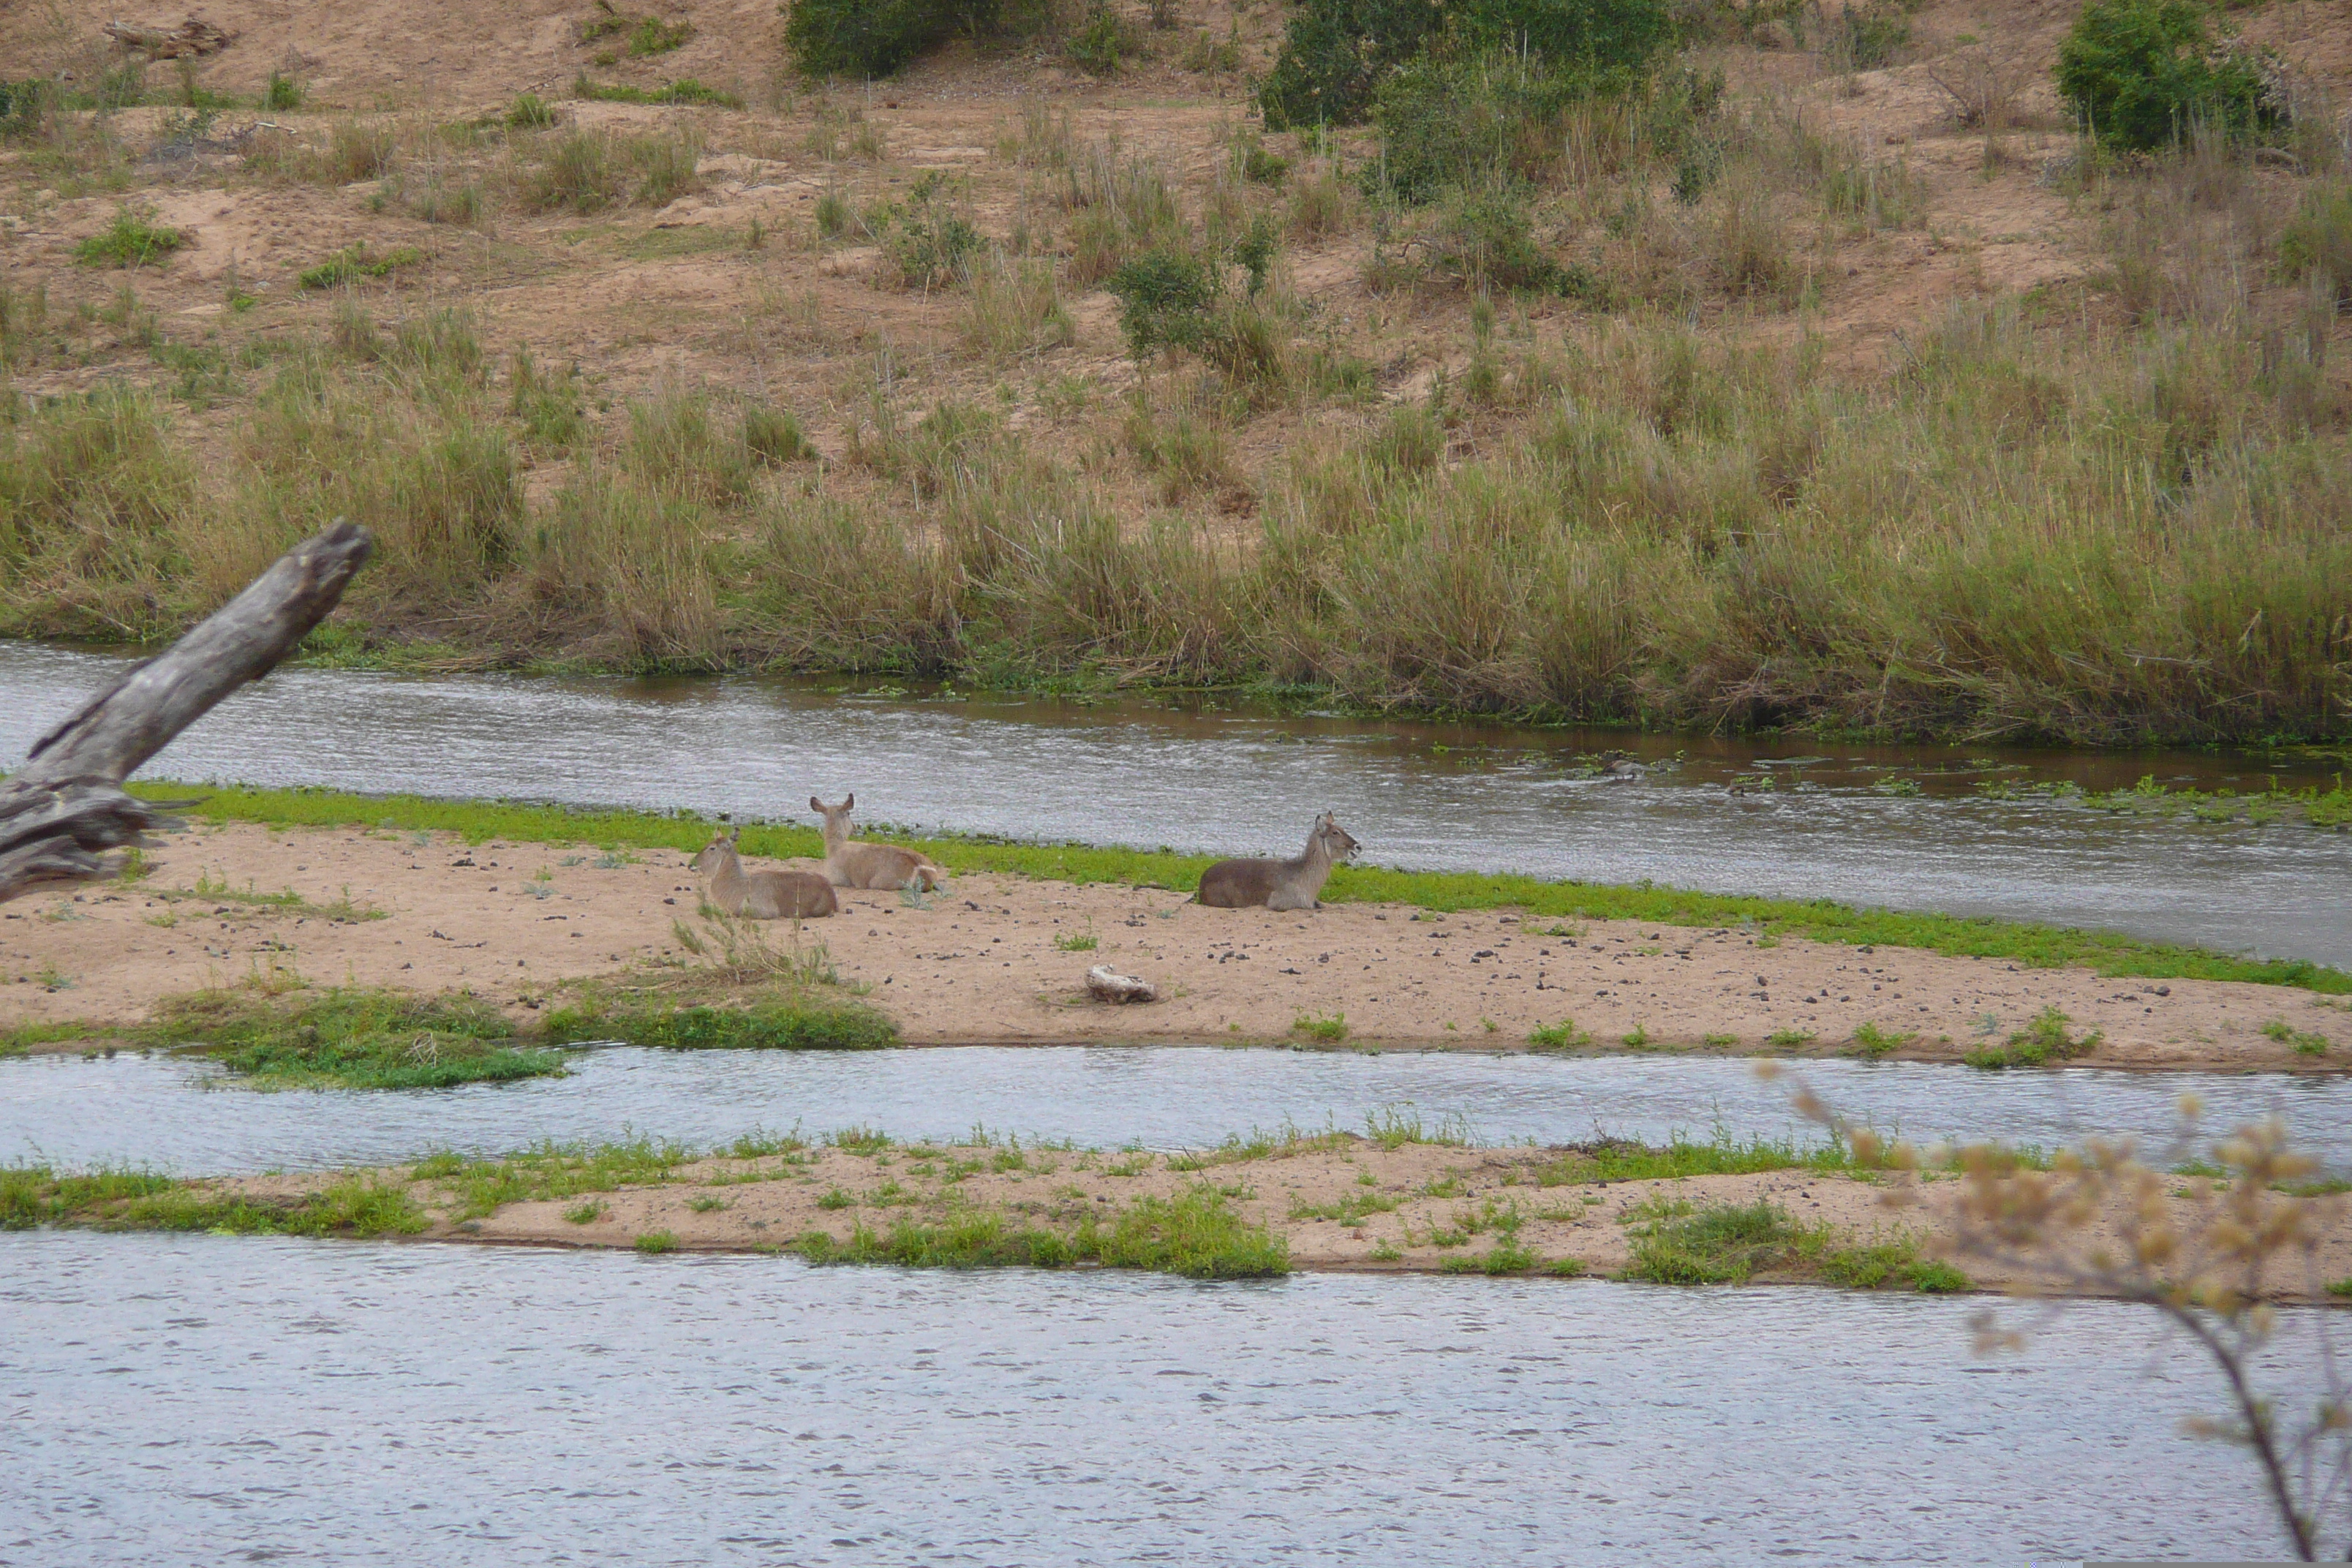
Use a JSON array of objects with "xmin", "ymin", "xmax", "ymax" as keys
[{"xmin": 0, "ymin": 520, "xmax": 372, "ymax": 902}]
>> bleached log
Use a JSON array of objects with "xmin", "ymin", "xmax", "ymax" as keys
[
  {"xmin": 0, "ymin": 520, "xmax": 372, "ymax": 902},
  {"xmin": 1085, "ymin": 965, "xmax": 1158, "ymax": 1004}
]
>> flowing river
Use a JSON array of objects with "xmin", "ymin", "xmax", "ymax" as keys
[
  {"xmin": 3, "ymin": 641, "xmax": 2348, "ymax": 968},
  {"xmin": 5, "ymin": 641, "xmax": 2342, "ymax": 1562},
  {"xmin": 4, "ymin": 1047, "xmax": 2344, "ymax": 1176},
  {"xmin": 0, "ymin": 1231, "xmax": 2322, "ymax": 1564}
]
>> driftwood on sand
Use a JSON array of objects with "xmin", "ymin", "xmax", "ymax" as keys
[
  {"xmin": 102, "ymin": 17, "xmax": 237, "ymax": 59},
  {"xmin": 0, "ymin": 520, "xmax": 372, "ymax": 904},
  {"xmin": 1085, "ymin": 965, "xmax": 1158, "ymax": 1004}
]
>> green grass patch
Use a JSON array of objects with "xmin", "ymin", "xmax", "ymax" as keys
[
  {"xmin": 413, "ymin": 1135, "xmax": 696, "ymax": 1219},
  {"xmin": 1290, "ymin": 1010, "xmax": 1348, "ymax": 1042},
  {"xmin": 74, "ymin": 207, "xmax": 184, "ymax": 268},
  {"xmin": 635, "ymin": 1229, "xmax": 680, "ymax": 1254},
  {"xmin": 0, "ymin": 1019, "xmax": 116, "ymax": 1057},
  {"xmin": 4, "ymin": 1164, "xmax": 425, "ymax": 1237},
  {"xmin": 2263, "ymin": 1019, "xmax": 2334, "ymax": 1057},
  {"xmin": 297, "ymin": 244, "xmax": 426, "ymax": 290},
  {"xmin": 1623, "ymin": 1197, "xmax": 1967, "ymax": 1292},
  {"xmin": 798, "ymin": 1183, "xmax": 1289, "ymax": 1278},
  {"xmin": 573, "ymin": 77, "xmax": 742, "ymax": 108},
  {"xmin": 540, "ymin": 990, "xmax": 895, "ymax": 1051},
  {"xmin": 143, "ymin": 986, "xmax": 568, "ymax": 1090},
  {"xmin": 1531, "ymin": 1133, "xmax": 1850, "ymax": 1187},
  {"xmin": 127, "ymin": 782, "xmax": 2352, "ymax": 994},
  {"xmin": 1528, "ymin": 1017, "xmax": 1593, "ymax": 1050},
  {"xmin": 1850, "ymin": 1021, "xmax": 1914, "ymax": 1059},
  {"xmin": 1963, "ymin": 1006, "xmax": 2103, "ymax": 1070}
]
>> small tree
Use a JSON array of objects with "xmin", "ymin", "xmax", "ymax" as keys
[{"xmin": 2055, "ymin": 0, "xmax": 2277, "ymax": 151}]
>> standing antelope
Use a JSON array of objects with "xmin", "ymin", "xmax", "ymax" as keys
[
  {"xmin": 690, "ymin": 828, "xmax": 838, "ymax": 919},
  {"xmin": 810, "ymin": 794, "xmax": 946, "ymax": 892},
  {"xmin": 1195, "ymin": 812, "xmax": 1360, "ymax": 911}
]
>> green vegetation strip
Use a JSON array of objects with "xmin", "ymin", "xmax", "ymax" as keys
[
  {"xmin": 4, "ymin": 1165, "xmax": 425, "ymax": 1237},
  {"xmin": 1620, "ymin": 1196, "xmax": 1968, "ymax": 1293},
  {"xmin": 796, "ymin": 1186, "xmax": 1289, "ymax": 1279},
  {"xmin": 9, "ymin": 981, "xmax": 897, "ymax": 1081},
  {"xmin": 138, "ymin": 782, "xmax": 2352, "ymax": 994}
]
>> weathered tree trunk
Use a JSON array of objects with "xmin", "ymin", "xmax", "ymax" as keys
[{"xmin": 0, "ymin": 520, "xmax": 372, "ymax": 902}]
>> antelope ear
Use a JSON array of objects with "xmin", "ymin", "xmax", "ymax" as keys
[
  {"xmin": 844, "ymin": 792, "xmax": 856, "ymax": 813},
  {"xmin": 728, "ymin": 828, "xmax": 741, "ymax": 844},
  {"xmin": 809, "ymin": 796, "xmax": 824, "ymax": 814}
]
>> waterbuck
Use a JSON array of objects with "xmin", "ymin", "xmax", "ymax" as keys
[
  {"xmin": 810, "ymin": 794, "xmax": 946, "ymax": 892},
  {"xmin": 690, "ymin": 829, "xmax": 838, "ymax": 919},
  {"xmin": 1195, "ymin": 812, "xmax": 1360, "ymax": 911}
]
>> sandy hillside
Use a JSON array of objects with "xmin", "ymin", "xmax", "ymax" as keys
[
  {"xmin": 3, "ymin": 0, "xmax": 2345, "ymax": 532},
  {"xmin": 4, "ymin": 820, "xmax": 2345, "ymax": 1067}
]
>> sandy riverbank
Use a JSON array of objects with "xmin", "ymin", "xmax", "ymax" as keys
[
  {"xmin": 178, "ymin": 1134, "xmax": 2352, "ymax": 1303},
  {"xmin": 3, "ymin": 821, "xmax": 2345, "ymax": 1068}
]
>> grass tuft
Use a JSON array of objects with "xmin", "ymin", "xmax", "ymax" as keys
[{"xmin": 73, "ymin": 207, "xmax": 184, "ymax": 268}]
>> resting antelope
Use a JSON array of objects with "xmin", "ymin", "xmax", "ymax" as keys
[
  {"xmin": 690, "ymin": 828, "xmax": 838, "ymax": 919},
  {"xmin": 1195, "ymin": 812, "xmax": 1360, "ymax": 911},
  {"xmin": 810, "ymin": 794, "xmax": 946, "ymax": 892}
]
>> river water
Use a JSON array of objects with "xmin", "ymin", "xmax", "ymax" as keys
[
  {"xmin": 5, "ymin": 641, "xmax": 2344, "ymax": 1562},
  {"xmin": 0, "ymin": 1230, "xmax": 2321, "ymax": 1565},
  {"xmin": 4, "ymin": 1046, "xmax": 2340, "ymax": 1176},
  {"xmin": 3, "ymin": 641, "xmax": 2347, "ymax": 968}
]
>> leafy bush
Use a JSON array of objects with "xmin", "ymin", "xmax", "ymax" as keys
[
  {"xmin": 0, "ymin": 80, "xmax": 55, "ymax": 138},
  {"xmin": 1067, "ymin": 4, "xmax": 1145, "ymax": 74},
  {"xmin": 2280, "ymin": 181, "xmax": 2352, "ymax": 306},
  {"xmin": 783, "ymin": 0, "xmax": 1044, "ymax": 78},
  {"xmin": 1260, "ymin": 0, "xmax": 1673, "ymax": 130},
  {"xmin": 264, "ymin": 71, "xmax": 304, "ymax": 111},
  {"xmin": 1421, "ymin": 182, "xmax": 1582, "ymax": 293},
  {"xmin": 878, "ymin": 172, "xmax": 982, "ymax": 288},
  {"xmin": 506, "ymin": 92, "xmax": 558, "ymax": 129},
  {"xmin": 1105, "ymin": 247, "xmax": 1219, "ymax": 358},
  {"xmin": 2055, "ymin": 0, "xmax": 2277, "ymax": 151}
]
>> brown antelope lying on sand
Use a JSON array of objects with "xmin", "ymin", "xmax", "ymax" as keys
[
  {"xmin": 1196, "ymin": 812, "xmax": 1360, "ymax": 911},
  {"xmin": 691, "ymin": 828, "xmax": 838, "ymax": 919},
  {"xmin": 810, "ymin": 794, "xmax": 946, "ymax": 892}
]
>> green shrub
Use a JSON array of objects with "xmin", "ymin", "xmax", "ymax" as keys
[
  {"xmin": 264, "ymin": 71, "xmax": 304, "ymax": 111},
  {"xmin": 0, "ymin": 79, "xmax": 56, "ymax": 138},
  {"xmin": 1963, "ymin": 1006, "xmax": 2103, "ymax": 1069},
  {"xmin": 744, "ymin": 404, "xmax": 815, "ymax": 464},
  {"xmin": 1818, "ymin": 2, "xmax": 1909, "ymax": 70},
  {"xmin": 1421, "ymin": 182, "xmax": 1581, "ymax": 293},
  {"xmin": 1105, "ymin": 247, "xmax": 1218, "ymax": 358},
  {"xmin": 1243, "ymin": 144, "xmax": 1289, "ymax": 184},
  {"xmin": 783, "ymin": 0, "xmax": 1028, "ymax": 78},
  {"xmin": 1066, "ymin": 4, "xmax": 1142, "ymax": 75},
  {"xmin": 878, "ymin": 172, "xmax": 982, "ymax": 288},
  {"xmin": 1365, "ymin": 53, "xmax": 1561, "ymax": 202},
  {"xmin": 2055, "ymin": 0, "xmax": 2277, "ymax": 151},
  {"xmin": 2279, "ymin": 181, "xmax": 2352, "ymax": 306},
  {"xmin": 1259, "ymin": 0, "xmax": 1673, "ymax": 131},
  {"xmin": 507, "ymin": 92, "xmax": 558, "ymax": 129}
]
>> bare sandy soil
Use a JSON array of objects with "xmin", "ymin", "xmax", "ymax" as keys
[
  {"xmin": 4, "ymin": 821, "xmax": 2346, "ymax": 1068},
  {"xmin": 206, "ymin": 1134, "xmax": 2352, "ymax": 1302}
]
